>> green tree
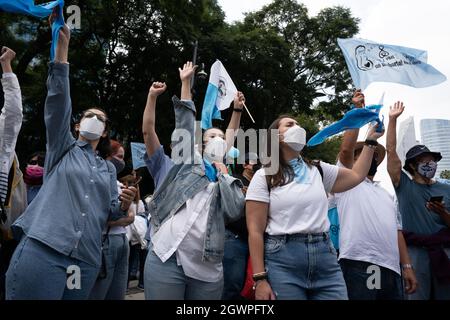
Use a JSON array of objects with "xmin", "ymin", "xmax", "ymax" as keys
[
  {"xmin": 1, "ymin": 0, "xmax": 359, "ymax": 165},
  {"xmin": 440, "ymin": 170, "xmax": 450, "ymax": 180},
  {"xmin": 240, "ymin": 0, "xmax": 359, "ymax": 122}
]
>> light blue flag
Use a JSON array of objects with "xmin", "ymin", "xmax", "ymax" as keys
[
  {"xmin": 130, "ymin": 142, "xmax": 147, "ymax": 170},
  {"xmin": 0, "ymin": 0, "xmax": 65, "ymax": 61},
  {"xmin": 307, "ymin": 107, "xmax": 383, "ymax": 147},
  {"xmin": 328, "ymin": 206, "xmax": 340, "ymax": 250},
  {"xmin": 337, "ymin": 38, "xmax": 447, "ymax": 90},
  {"xmin": 201, "ymin": 60, "xmax": 237, "ymax": 129}
]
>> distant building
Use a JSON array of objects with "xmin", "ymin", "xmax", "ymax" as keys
[
  {"xmin": 397, "ymin": 117, "xmax": 419, "ymax": 164},
  {"xmin": 420, "ymin": 119, "xmax": 450, "ymax": 177}
]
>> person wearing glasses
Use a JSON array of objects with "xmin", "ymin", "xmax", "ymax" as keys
[{"xmin": 5, "ymin": 25, "xmax": 137, "ymax": 300}]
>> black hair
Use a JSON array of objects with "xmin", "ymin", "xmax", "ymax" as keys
[
  {"xmin": 28, "ymin": 151, "xmax": 46, "ymax": 167},
  {"xmin": 404, "ymin": 158, "xmax": 418, "ymax": 175}
]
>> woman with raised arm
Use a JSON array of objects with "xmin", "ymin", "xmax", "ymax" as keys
[
  {"xmin": 246, "ymin": 115, "xmax": 384, "ymax": 300},
  {"xmin": 141, "ymin": 62, "xmax": 245, "ymax": 300},
  {"xmin": 5, "ymin": 25, "xmax": 136, "ymax": 300}
]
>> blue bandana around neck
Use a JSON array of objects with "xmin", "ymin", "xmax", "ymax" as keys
[
  {"xmin": 203, "ymin": 158, "xmax": 218, "ymax": 182},
  {"xmin": 289, "ymin": 157, "xmax": 311, "ymax": 184},
  {"xmin": 0, "ymin": 0, "xmax": 65, "ymax": 61}
]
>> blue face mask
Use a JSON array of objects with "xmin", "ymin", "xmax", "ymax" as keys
[{"xmin": 417, "ymin": 161, "xmax": 437, "ymax": 179}]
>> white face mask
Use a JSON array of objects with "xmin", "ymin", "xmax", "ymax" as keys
[
  {"xmin": 204, "ymin": 137, "xmax": 227, "ymax": 163},
  {"xmin": 282, "ymin": 125, "xmax": 306, "ymax": 152},
  {"xmin": 79, "ymin": 116, "xmax": 105, "ymax": 141}
]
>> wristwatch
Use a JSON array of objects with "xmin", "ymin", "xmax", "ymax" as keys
[{"xmin": 364, "ymin": 139, "xmax": 378, "ymax": 148}]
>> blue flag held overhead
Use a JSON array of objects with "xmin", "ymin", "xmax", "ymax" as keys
[
  {"xmin": 307, "ymin": 106, "xmax": 383, "ymax": 147},
  {"xmin": 0, "ymin": 0, "xmax": 65, "ymax": 60},
  {"xmin": 337, "ymin": 38, "xmax": 446, "ymax": 90},
  {"xmin": 201, "ymin": 60, "xmax": 237, "ymax": 130},
  {"xmin": 130, "ymin": 142, "xmax": 147, "ymax": 170}
]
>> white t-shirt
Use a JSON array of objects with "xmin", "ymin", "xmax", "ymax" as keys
[
  {"xmin": 151, "ymin": 182, "xmax": 223, "ymax": 283},
  {"xmin": 246, "ymin": 162, "xmax": 339, "ymax": 235},
  {"xmin": 335, "ymin": 162, "xmax": 402, "ymax": 275}
]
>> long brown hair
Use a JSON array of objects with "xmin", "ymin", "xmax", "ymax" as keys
[{"xmin": 265, "ymin": 115, "xmax": 312, "ymax": 189}]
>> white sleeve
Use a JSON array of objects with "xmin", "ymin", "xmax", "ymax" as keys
[
  {"xmin": 137, "ymin": 200, "xmax": 146, "ymax": 214},
  {"xmin": 320, "ymin": 162, "xmax": 339, "ymax": 193},
  {"xmin": 245, "ymin": 169, "xmax": 270, "ymax": 203},
  {"xmin": 394, "ymin": 196, "xmax": 403, "ymax": 230},
  {"xmin": 0, "ymin": 74, "xmax": 22, "ymax": 175}
]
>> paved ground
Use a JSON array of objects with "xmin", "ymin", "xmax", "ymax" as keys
[{"xmin": 125, "ymin": 280, "xmax": 145, "ymax": 300}]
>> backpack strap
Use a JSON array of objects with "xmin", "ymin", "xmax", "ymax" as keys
[
  {"xmin": 265, "ymin": 160, "xmax": 324, "ymax": 194},
  {"xmin": 312, "ymin": 160, "xmax": 324, "ymax": 181}
]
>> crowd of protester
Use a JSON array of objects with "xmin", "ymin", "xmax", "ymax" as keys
[{"xmin": 0, "ymin": 24, "xmax": 449, "ymax": 300}]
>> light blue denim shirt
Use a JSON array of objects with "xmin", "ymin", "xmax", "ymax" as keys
[
  {"xmin": 144, "ymin": 96, "xmax": 245, "ymax": 263},
  {"xmin": 13, "ymin": 63, "xmax": 126, "ymax": 267}
]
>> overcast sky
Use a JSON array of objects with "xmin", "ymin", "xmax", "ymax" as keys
[{"xmin": 218, "ymin": 0, "xmax": 450, "ymax": 193}]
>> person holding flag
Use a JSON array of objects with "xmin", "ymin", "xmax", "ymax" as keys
[
  {"xmin": 6, "ymin": 24, "xmax": 137, "ymax": 300},
  {"xmin": 246, "ymin": 113, "xmax": 384, "ymax": 300},
  {"xmin": 0, "ymin": 0, "xmax": 65, "ymax": 61},
  {"xmin": 141, "ymin": 62, "xmax": 245, "ymax": 300}
]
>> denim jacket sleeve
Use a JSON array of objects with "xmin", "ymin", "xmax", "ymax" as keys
[
  {"xmin": 171, "ymin": 96, "xmax": 200, "ymax": 165},
  {"xmin": 144, "ymin": 145, "xmax": 174, "ymax": 190},
  {"xmin": 44, "ymin": 63, "xmax": 76, "ymax": 174},
  {"xmin": 0, "ymin": 74, "xmax": 22, "ymax": 177},
  {"xmin": 218, "ymin": 173, "xmax": 245, "ymax": 225}
]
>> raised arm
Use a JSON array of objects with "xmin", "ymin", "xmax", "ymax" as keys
[
  {"xmin": 0, "ymin": 47, "xmax": 22, "ymax": 172},
  {"xmin": 339, "ymin": 90, "xmax": 365, "ymax": 168},
  {"xmin": 332, "ymin": 125, "xmax": 384, "ymax": 193},
  {"xmin": 386, "ymin": 102, "xmax": 405, "ymax": 187},
  {"xmin": 225, "ymin": 91, "xmax": 245, "ymax": 151},
  {"xmin": 44, "ymin": 25, "xmax": 76, "ymax": 173},
  {"xmin": 171, "ymin": 62, "xmax": 197, "ymax": 164},
  {"xmin": 142, "ymin": 82, "xmax": 167, "ymax": 158}
]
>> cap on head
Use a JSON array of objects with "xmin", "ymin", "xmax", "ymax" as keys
[{"xmin": 403, "ymin": 145, "xmax": 442, "ymax": 172}]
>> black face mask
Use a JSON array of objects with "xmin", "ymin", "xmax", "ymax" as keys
[
  {"xmin": 368, "ymin": 157, "xmax": 378, "ymax": 176},
  {"xmin": 110, "ymin": 157, "xmax": 125, "ymax": 175}
]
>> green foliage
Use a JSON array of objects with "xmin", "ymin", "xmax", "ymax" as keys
[
  {"xmin": 440, "ymin": 170, "xmax": 450, "ymax": 180},
  {"xmin": 0, "ymin": 0, "xmax": 359, "ymax": 163}
]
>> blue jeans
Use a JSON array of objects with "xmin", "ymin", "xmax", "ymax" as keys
[
  {"xmin": 406, "ymin": 245, "xmax": 450, "ymax": 300},
  {"xmin": 339, "ymin": 259, "xmax": 403, "ymax": 300},
  {"xmin": 144, "ymin": 249, "xmax": 223, "ymax": 300},
  {"xmin": 89, "ymin": 234, "xmax": 129, "ymax": 300},
  {"xmin": 128, "ymin": 243, "xmax": 140, "ymax": 278},
  {"xmin": 6, "ymin": 237, "xmax": 99, "ymax": 300},
  {"xmin": 264, "ymin": 233, "xmax": 347, "ymax": 300},
  {"xmin": 222, "ymin": 229, "xmax": 249, "ymax": 300}
]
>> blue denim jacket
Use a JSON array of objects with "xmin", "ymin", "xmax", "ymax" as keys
[
  {"xmin": 145, "ymin": 96, "xmax": 245, "ymax": 263},
  {"xmin": 13, "ymin": 63, "xmax": 126, "ymax": 267}
]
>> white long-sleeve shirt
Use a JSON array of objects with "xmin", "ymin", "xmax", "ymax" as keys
[{"xmin": 0, "ymin": 73, "xmax": 23, "ymax": 204}]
